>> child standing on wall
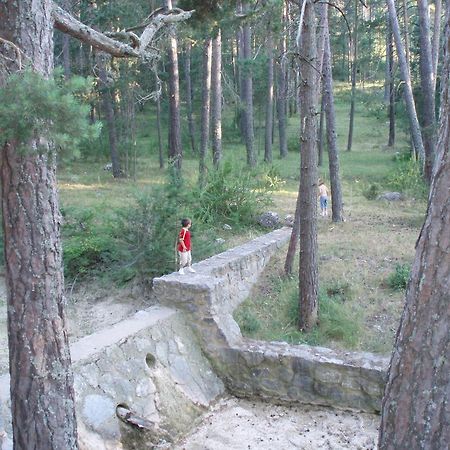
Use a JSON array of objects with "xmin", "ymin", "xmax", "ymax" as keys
[
  {"xmin": 318, "ymin": 179, "xmax": 329, "ymax": 217},
  {"xmin": 178, "ymin": 218, "xmax": 196, "ymax": 275}
]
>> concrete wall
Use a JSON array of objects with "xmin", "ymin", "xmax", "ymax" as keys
[{"xmin": 153, "ymin": 227, "xmax": 389, "ymax": 413}]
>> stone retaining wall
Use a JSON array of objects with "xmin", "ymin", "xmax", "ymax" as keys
[
  {"xmin": 0, "ymin": 307, "xmax": 224, "ymax": 450},
  {"xmin": 153, "ymin": 227, "xmax": 389, "ymax": 413}
]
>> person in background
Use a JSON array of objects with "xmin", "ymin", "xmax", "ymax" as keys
[
  {"xmin": 318, "ymin": 179, "xmax": 329, "ymax": 217},
  {"xmin": 178, "ymin": 218, "xmax": 196, "ymax": 275}
]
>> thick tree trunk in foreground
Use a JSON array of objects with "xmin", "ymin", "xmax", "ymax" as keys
[
  {"xmin": 418, "ymin": 0, "xmax": 437, "ymax": 183},
  {"xmin": 0, "ymin": 1, "xmax": 78, "ymax": 448},
  {"xmin": 387, "ymin": 0, "xmax": 426, "ymax": 164},
  {"xmin": 298, "ymin": 0, "xmax": 318, "ymax": 331},
  {"xmin": 199, "ymin": 37, "xmax": 212, "ymax": 186},
  {"xmin": 323, "ymin": 12, "xmax": 344, "ymax": 223},
  {"xmin": 379, "ymin": 6, "xmax": 450, "ymax": 444},
  {"xmin": 211, "ymin": 30, "xmax": 223, "ymax": 169}
]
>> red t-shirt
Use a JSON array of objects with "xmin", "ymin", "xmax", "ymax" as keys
[{"xmin": 178, "ymin": 228, "xmax": 191, "ymax": 252}]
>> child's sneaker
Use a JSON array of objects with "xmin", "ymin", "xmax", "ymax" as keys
[
  {"xmin": 178, "ymin": 268, "xmax": 185, "ymax": 275},
  {"xmin": 187, "ymin": 267, "xmax": 196, "ymax": 273}
]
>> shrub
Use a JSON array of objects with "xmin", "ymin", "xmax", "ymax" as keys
[
  {"xmin": 235, "ymin": 307, "xmax": 261, "ymax": 334},
  {"xmin": 284, "ymin": 286, "xmax": 361, "ymax": 348},
  {"xmin": 194, "ymin": 161, "xmax": 273, "ymax": 227},
  {"xmin": 387, "ymin": 159, "xmax": 428, "ymax": 199},
  {"xmin": 114, "ymin": 173, "xmax": 221, "ymax": 280},
  {"xmin": 387, "ymin": 263, "xmax": 411, "ymax": 290},
  {"xmin": 362, "ymin": 183, "xmax": 381, "ymax": 200}
]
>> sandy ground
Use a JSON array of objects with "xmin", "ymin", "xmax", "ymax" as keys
[{"xmin": 172, "ymin": 397, "xmax": 379, "ymax": 450}]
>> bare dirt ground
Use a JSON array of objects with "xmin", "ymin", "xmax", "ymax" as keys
[{"xmin": 172, "ymin": 397, "xmax": 379, "ymax": 450}]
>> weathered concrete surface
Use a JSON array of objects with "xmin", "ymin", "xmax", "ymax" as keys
[
  {"xmin": 0, "ymin": 306, "xmax": 225, "ymax": 450},
  {"xmin": 153, "ymin": 227, "xmax": 389, "ymax": 413}
]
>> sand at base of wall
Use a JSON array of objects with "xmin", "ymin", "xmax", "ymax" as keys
[{"xmin": 171, "ymin": 396, "xmax": 379, "ymax": 450}]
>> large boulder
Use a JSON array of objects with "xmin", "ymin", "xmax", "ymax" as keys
[
  {"xmin": 377, "ymin": 192, "xmax": 405, "ymax": 201},
  {"xmin": 256, "ymin": 211, "xmax": 281, "ymax": 228}
]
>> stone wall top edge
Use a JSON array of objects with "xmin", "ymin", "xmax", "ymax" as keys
[
  {"xmin": 237, "ymin": 339, "xmax": 390, "ymax": 371},
  {"xmin": 154, "ymin": 228, "xmax": 291, "ymax": 284},
  {"xmin": 70, "ymin": 305, "xmax": 176, "ymax": 363}
]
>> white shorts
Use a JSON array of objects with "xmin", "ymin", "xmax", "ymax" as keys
[{"xmin": 179, "ymin": 250, "xmax": 192, "ymax": 266}]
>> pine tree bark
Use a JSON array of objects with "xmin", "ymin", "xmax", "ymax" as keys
[
  {"xmin": 264, "ymin": 27, "xmax": 274, "ymax": 163},
  {"xmin": 199, "ymin": 37, "xmax": 212, "ymax": 186},
  {"xmin": 97, "ymin": 53, "xmax": 123, "ymax": 178},
  {"xmin": 379, "ymin": 6, "xmax": 450, "ymax": 444},
  {"xmin": 166, "ymin": 0, "xmax": 182, "ymax": 172},
  {"xmin": 432, "ymin": 0, "xmax": 442, "ymax": 90},
  {"xmin": 0, "ymin": 1, "xmax": 78, "ymax": 448},
  {"xmin": 323, "ymin": 10, "xmax": 344, "ymax": 223},
  {"xmin": 386, "ymin": 0, "xmax": 426, "ymax": 164},
  {"xmin": 242, "ymin": 1, "xmax": 256, "ymax": 167},
  {"xmin": 387, "ymin": 18, "xmax": 396, "ymax": 147},
  {"xmin": 418, "ymin": 0, "xmax": 437, "ymax": 183},
  {"xmin": 298, "ymin": 0, "xmax": 319, "ymax": 331},
  {"xmin": 347, "ymin": 0, "xmax": 358, "ymax": 151},
  {"xmin": 184, "ymin": 40, "xmax": 196, "ymax": 153},
  {"xmin": 277, "ymin": 1, "xmax": 288, "ymax": 159},
  {"xmin": 211, "ymin": 30, "xmax": 223, "ymax": 169}
]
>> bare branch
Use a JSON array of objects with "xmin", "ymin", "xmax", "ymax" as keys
[
  {"xmin": 53, "ymin": 5, "xmax": 140, "ymax": 58},
  {"xmin": 52, "ymin": 4, "xmax": 194, "ymax": 60}
]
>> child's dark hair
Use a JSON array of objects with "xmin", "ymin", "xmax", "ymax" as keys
[{"xmin": 181, "ymin": 218, "xmax": 191, "ymax": 227}]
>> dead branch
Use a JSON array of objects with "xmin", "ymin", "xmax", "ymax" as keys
[{"xmin": 52, "ymin": 4, "xmax": 193, "ymax": 60}]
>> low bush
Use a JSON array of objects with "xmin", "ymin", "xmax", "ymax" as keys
[
  {"xmin": 193, "ymin": 161, "xmax": 274, "ymax": 227},
  {"xmin": 234, "ymin": 307, "xmax": 261, "ymax": 334},
  {"xmin": 362, "ymin": 183, "xmax": 381, "ymax": 200},
  {"xmin": 387, "ymin": 263, "xmax": 411, "ymax": 290},
  {"xmin": 387, "ymin": 159, "xmax": 428, "ymax": 199}
]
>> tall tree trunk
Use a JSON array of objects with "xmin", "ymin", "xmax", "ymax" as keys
[
  {"xmin": 379, "ymin": 6, "xmax": 450, "ymax": 444},
  {"xmin": 432, "ymin": 0, "xmax": 442, "ymax": 90},
  {"xmin": 61, "ymin": 0, "xmax": 72, "ymax": 78},
  {"xmin": 0, "ymin": 1, "xmax": 78, "ymax": 448},
  {"xmin": 318, "ymin": 92, "xmax": 326, "ymax": 167},
  {"xmin": 387, "ymin": 0, "xmax": 426, "ymax": 165},
  {"xmin": 97, "ymin": 53, "xmax": 122, "ymax": 178},
  {"xmin": 184, "ymin": 40, "xmax": 196, "ymax": 153},
  {"xmin": 264, "ymin": 27, "xmax": 274, "ymax": 163},
  {"xmin": 347, "ymin": 0, "xmax": 358, "ymax": 151},
  {"xmin": 166, "ymin": 0, "xmax": 182, "ymax": 172},
  {"xmin": 211, "ymin": 30, "xmax": 223, "ymax": 169},
  {"xmin": 156, "ymin": 90, "xmax": 164, "ymax": 169},
  {"xmin": 387, "ymin": 20, "xmax": 396, "ymax": 147},
  {"xmin": 199, "ymin": 38, "xmax": 212, "ymax": 186},
  {"xmin": 323, "ymin": 13, "xmax": 344, "ymax": 223},
  {"xmin": 277, "ymin": 1, "xmax": 288, "ymax": 159},
  {"xmin": 402, "ymin": 0, "xmax": 411, "ymax": 68},
  {"xmin": 242, "ymin": 2, "xmax": 256, "ymax": 167},
  {"xmin": 418, "ymin": 0, "xmax": 437, "ymax": 183},
  {"xmin": 298, "ymin": 0, "xmax": 319, "ymax": 331}
]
